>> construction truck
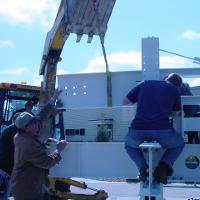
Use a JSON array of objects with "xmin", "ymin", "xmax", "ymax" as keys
[{"xmin": 0, "ymin": 82, "xmax": 40, "ymax": 132}]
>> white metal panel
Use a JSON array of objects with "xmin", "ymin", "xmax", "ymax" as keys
[
  {"xmin": 181, "ymin": 96, "xmax": 200, "ymax": 105},
  {"xmin": 183, "ymin": 118, "xmax": 200, "ymax": 131},
  {"xmin": 181, "ymin": 96, "xmax": 200, "ymax": 134},
  {"xmin": 50, "ymin": 143, "xmax": 137, "ymax": 178},
  {"xmin": 58, "ymin": 73, "xmax": 107, "ymax": 108},
  {"xmin": 57, "ymin": 71, "xmax": 141, "ymax": 108},
  {"xmin": 50, "ymin": 143, "xmax": 200, "ymax": 181},
  {"xmin": 111, "ymin": 71, "xmax": 141, "ymax": 106},
  {"xmin": 62, "ymin": 106, "xmax": 135, "ymax": 142},
  {"xmin": 57, "ymin": 71, "xmax": 200, "ymax": 108}
]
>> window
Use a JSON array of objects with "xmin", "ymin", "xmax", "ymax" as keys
[
  {"xmin": 65, "ymin": 128, "xmax": 85, "ymax": 136},
  {"xmin": 80, "ymin": 129, "xmax": 85, "ymax": 135}
]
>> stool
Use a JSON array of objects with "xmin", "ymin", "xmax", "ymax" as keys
[{"xmin": 139, "ymin": 142, "xmax": 164, "ymax": 200}]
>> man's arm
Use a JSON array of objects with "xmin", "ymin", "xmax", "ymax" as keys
[
  {"xmin": 24, "ymin": 139, "xmax": 67, "ymax": 169},
  {"xmin": 38, "ymin": 89, "xmax": 62, "ymax": 127},
  {"xmin": 123, "ymin": 97, "xmax": 133, "ymax": 105},
  {"xmin": 171, "ymin": 88, "xmax": 182, "ymax": 118},
  {"xmin": 122, "ymin": 82, "xmax": 141, "ymax": 105}
]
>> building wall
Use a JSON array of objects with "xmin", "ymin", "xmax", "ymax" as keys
[
  {"xmin": 57, "ymin": 71, "xmax": 141, "ymax": 108},
  {"xmin": 63, "ymin": 106, "xmax": 136, "ymax": 142}
]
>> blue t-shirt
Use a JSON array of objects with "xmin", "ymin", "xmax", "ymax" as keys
[{"xmin": 127, "ymin": 80, "xmax": 181, "ymax": 130}]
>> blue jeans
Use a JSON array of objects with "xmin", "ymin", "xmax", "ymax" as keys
[
  {"xmin": 0, "ymin": 169, "xmax": 10, "ymax": 200},
  {"xmin": 124, "ymin": 129, "xmax": 185, "ymax": 170}
]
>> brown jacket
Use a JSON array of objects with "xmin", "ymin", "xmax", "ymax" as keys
[
  {"xmin": 11, "ymin": 102, "xmax": 61, "ymax": 200},
  {"xmin": 12, "ymin": 133, "xmax": 61, "ymax": 200}
]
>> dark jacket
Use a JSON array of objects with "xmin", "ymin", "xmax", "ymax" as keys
[{"xmin": 0, "ymin": 124, "xmax": 17, "ymax": 175}]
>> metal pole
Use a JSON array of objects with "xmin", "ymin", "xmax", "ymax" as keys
[{"xmin": 148, "ymin": 148, "xmax": 153, "ymax": 199}]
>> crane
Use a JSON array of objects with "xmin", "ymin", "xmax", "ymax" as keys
[
  {"xmin": 38, "ymin": 1, "xmax": 116, "ymax": 198},
  {"xmin": 39, "ymin": 0, "xmax": 116, "ymax": 106}
]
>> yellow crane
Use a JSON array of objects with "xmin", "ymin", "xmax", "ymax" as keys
[
  {"xmin": 39, "ymin": 0, "xmax": 116, "ymax": 106},
  {"xmin": 39, "ymin": 1, "xmax": 116, "ymax": 199}
]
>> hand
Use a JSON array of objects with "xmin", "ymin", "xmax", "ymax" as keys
[
  {"xmin": 171, "ymin": 111, "xmax": 181, "ymax": 118},
  {"xmin": 52, "ymin": 89, "xmax": 62, "ymax": 101},
  {"xmin": 57, "ymin": 140, "xmax": 68, "ymax": 153}
]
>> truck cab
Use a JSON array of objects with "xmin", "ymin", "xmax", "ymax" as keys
[{"xmin": 0, "ymin": 82, "xmax": 40, "ymax": 131}]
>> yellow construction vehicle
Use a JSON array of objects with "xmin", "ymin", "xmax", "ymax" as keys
[
  {"xmin": 0, "ymin": 82, "xmax": 40, "ymax": 131},
  {"xmin": 39, "ymin": 0, "xmax": 116, "ymax": 198}
]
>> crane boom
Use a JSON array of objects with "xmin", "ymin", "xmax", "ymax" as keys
[
  {"xmin": 39, "ymin": 0, "xmax": 116, "ymax": 76},
  {"xmin": 38, "ymin": 0, "xmax": 116, "ymax": 143}
]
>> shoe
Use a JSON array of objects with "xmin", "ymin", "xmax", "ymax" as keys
[
  {"xmin": 139, "ymin": 165, "xmax": 148, "ymax": 182},
  {"xmin": 153, "ymin": 161, "xmax": 173, "ymax": 185}
]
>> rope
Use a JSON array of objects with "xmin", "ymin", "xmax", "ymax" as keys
[
  {"xmin": 92, "ymin": 0, "xmax": 109, "ymax": 73},
  {"xmin": 92, "ymin": 0, "xmax": 112, "ymax": 106}
]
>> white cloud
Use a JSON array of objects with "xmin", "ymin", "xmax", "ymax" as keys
[
  {"xmin": 81, "ymin": 51, "xmax": 141, "ymax": 73},
  {"xmin": 0, "ymin": 67, "xmax": 42, "ymax": 86},
  {"xmin": 32, "ymin": 78, "xmax": 42, "ymax": 86},
  {"xmin": 0, "ymin": 66, "xmax": 69, "ymax": 86},
  {"xmin": 160, "ymin": 56, "xmax": 188, "ymax": 68},
  {"xmin": 57, "ymin": 68, "xmax": 69, "ymax": 75},
  {"xmin": 81, "ymin": 51, "xmax": 189, "ymax": 73},
  {"xmin": 0, "ymin": 40, "xmax": 14, "ymax": 47},
  {"xmin": 0, "ymin": 67, "xmax": 29, "ymax": 76},
  {"xmin": 180, "ymin": 30, "xmax": 200, "ymax": 40},
  {"xmin": 0, "ymin": 0, "xmax": 58, "ymax": 29},
  {"xmin": 0, "ymin": 52, "xmax": 191, "ymax": 86}
]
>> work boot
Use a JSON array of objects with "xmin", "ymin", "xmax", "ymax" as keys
[
  {"xmin": 139, "ymin": 165, "xmax": 148, "ymax": 182},
  {"xmin": 153, "ymin": 161, "xmax": 173, "ymax": 185}
]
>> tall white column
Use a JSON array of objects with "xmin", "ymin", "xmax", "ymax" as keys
[{"xmin": 142, "ymin": 37, "xmax": 160, "ymax": 80}]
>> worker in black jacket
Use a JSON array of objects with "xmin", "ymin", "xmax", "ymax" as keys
[{"xmin": 0, "ymin": 112, "xmax": 20, "ymax": 199}]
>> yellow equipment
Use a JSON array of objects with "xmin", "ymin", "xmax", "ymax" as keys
[
  {"xmin": 39, "ymin": 1, "xmax": 117, "ymax": 199},
  {"xmin": 48, "ymin": 177, "xmax": 108, "ymax": 200}
]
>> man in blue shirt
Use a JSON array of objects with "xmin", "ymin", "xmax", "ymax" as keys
[{"xmin": 123, "ymin": 73, "xmax": 185, "ymax": 184}]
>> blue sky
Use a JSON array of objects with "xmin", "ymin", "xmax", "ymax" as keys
[{"xmin": 0, "ymin": 0, "xmax": 200, "ymax": 86}]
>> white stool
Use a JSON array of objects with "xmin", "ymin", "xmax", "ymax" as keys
[{"xmin": 139, "ymin": 142, "xmax": 164, "ymax": 200}]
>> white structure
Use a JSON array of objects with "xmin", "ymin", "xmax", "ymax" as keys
[
  {"xmin": 53, "ymin": 38, "xmax": 200, "ymax": 199},
  {"xmin": 142, "ymin": 37, "xmax": 160, "ymax": 80},
  {"xmin": 57, "ymin": 70, "xmax": 200, "ymax": 142}
]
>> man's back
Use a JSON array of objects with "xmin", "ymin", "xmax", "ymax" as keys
[{"xmin": 127, "ymin": 80, "xmax": 181, "ymax": 130}]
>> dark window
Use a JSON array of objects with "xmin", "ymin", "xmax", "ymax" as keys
[
  {"xmin": 65, "ymin": 128, "xmax": 85, "ymax": 136},
  {"xmin": 65, "ymin": 129, "xmax": 70, "ymax": 135},
  {"xmin": 75, "ymin": 129, "xmax": 79, "ymax": 135},
  {"xmin": 69, "ymin": 129, "xmax": 75, "ymax": 135},
  {"xmin": 80, "ymin": 128, "xmax": 85, "ymax": 136}
]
